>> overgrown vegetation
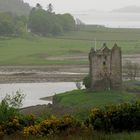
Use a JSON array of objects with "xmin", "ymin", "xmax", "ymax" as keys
[
  {"xmin": 89, "ymin": 101, "xmax": 140, "ymax": 132},
  {"xmin": 0, "ymin": 88, "xmax": 139, "ymax": 139},
  {"xmin": 28, "ymin": 5, "xmax": 75, "ymax": 36},
  {"xmin": 0, "ymin": 2, "xmax": 76, "ymax": 37},
  {"xmin": 0, "ymin": 12, "xmax": 27, "ymax": 36},
  {"xmin": 83, "ymin": 74, "xmax": 91, "ymax": 89},
  {"xmin": 0, "ymin": 99, "xmax": 140, "ymax": 139},
  {"xmin": 0, "ymin": 91, "xmax": 25, "ymax": 124}
]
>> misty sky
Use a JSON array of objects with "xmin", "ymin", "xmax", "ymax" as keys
[{"xmin": 23, "ymin": 0, "xmax": 140, "ymax": 13}]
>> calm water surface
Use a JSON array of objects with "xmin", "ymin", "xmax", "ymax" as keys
[{"xmin": 0, "ymin": 82, "xmax": 76, "ymax": 108}]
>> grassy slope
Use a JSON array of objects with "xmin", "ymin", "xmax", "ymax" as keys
[
  {"xmin": 54, "ymin": 90, "xmax": 137, "ymax": 120},
  {"xmin": 0, "ymin": 26, "xmax": 140, "ymax": 65},
  {"xmin": 0, "ymin": 37, "xmax": 89, "ymax": 65},
  {"xmin": 56, "ymin": 90, "xmax": 136, "ymax": 108}
]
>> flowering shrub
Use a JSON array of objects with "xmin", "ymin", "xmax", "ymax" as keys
[
  {"xmin": 21, "ymin": 114, "xmax": 36, "ymax": 127},
  {"xmin": 23, "ymin": 115, "xmax": 81, "ymax": 137},
  {"xmin": 4, "ymin": 116, "xmax": 22, "ymax": 135},
  {"xmin": 89, "ymin": 101, "xmax": 140, "ymax": 132},
  {"xmin": 0, "ymin": 114, "xmax": 36, "ymax": 136}
]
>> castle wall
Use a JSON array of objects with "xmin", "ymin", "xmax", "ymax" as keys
[
  {"xmin": 89, "ymin": 44, "xmax": 122, "ymax": 91},
  {"xmin": 111, "ymin": 46, "xmax": 122, "ymax": 89}
]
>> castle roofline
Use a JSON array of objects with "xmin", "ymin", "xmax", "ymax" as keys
[
  {"xmin": 90, "ymin": 43, "xmax": 120, "ymax": 54},
  {"xmin": 112, "ymin": 43, "xmax": 121, "ymax": 51},
  {"xmin": 99, "ymin": 46, "xmax": 110, "ymax": 52}
]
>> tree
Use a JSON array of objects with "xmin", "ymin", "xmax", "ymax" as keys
[
  {"xmin": 28, "ymin": 8, "xmax": 53, "ymax": 35},
  {"xmin": 58, "ymin": 14, "xmax": 75, "ymax": 31},
  {"xmin": 0, "ymin": 12, "xmax": 15, "ymax": 36},
  {"xmin": 83, "ymin": 75, "xmax": 91, "ymax": 89},
  {"xmin": 36, "ymin": 3, "xmax": 42, "ymax": 9},
  {"xmin": 0, "ymin": 91, "xmax": 25, "ymax": 123},
  {"xmin": 47, "ymin": 3, "xmax": 53, "ymax": 13},
  {"xmin": 0, "ymin": 12, "xmax": 28, "ymax": 36},
  {"xmin": 28, "ymin": 7, "xmax": 76, "ymax": 36}
]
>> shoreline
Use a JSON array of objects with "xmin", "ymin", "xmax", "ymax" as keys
[
  {"xmin": 40, "ymin": 96, "xmax": 53, "ymax": 102},
  {"xmin": 0, "ymin": 65, "xmax": 88, "ymax": 84}
]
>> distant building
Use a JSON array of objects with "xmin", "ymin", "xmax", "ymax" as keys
[{"xmin": 89, "ymin": 43, "xmax": 122, "ymax": 91}]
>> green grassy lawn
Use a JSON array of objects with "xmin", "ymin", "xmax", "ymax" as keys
[
  {"xmin": 54, "ymin": 90, "xmax": 138, "ymax": 120},
  {"xmin": 55, "ymin": 90, "xmax": 136, "ymax": 108},
  {"xmin": 0, "ymin": 37, "xmax": 89, "ymax": 65},
  {"xmin": 0, "ymin": 26, "xmax": 140, "ymax": 65}
]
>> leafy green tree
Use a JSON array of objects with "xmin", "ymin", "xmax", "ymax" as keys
[
  {"xmin": 0, "ymin": 12, "xmax": 28, "ymax": 36},
  {"xmin": 28, "ymin": 6, "xmax": 76, "ymax": 36},
  {"xmin": 28, "ymin": 8, "xmax": 52, "ymax": 35},
  {"xmin": 47, "ymin": 3, "xmax": 53, "ymax": 13},
  {"xmin": 36, "ymin": 3, "xmax": 42, "ymax": 9},
  {"xmin": 51, "ymin": 23, "xmax": 63, "ymax": 35},
  {"xmin": 0, "ymin": 12, "xmax": 15, "ymax": 36},
  {"xmin": 58, "ymin": 14, "xmax": 75, "ymax": 31},
  {"xmin": 0, "ymin": 91, "xmax": 25, "ymax": 123}
]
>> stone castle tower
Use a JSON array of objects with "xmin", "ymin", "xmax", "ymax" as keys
[{"xmin": 89, "ymin": 43, "xmax": 122, "ymax": 91}]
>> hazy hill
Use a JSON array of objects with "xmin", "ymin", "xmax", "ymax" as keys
[
  {"xmin": 112, "ymin": 6, "xmax": 140, "ymax": 13},
  {"xmin": 0, "ymin": 0, "xmax": 31, "ymax": 16}
]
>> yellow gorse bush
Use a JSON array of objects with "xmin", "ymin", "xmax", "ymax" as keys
[
  {"xmin": 89, "ymin": 101, "xmax": 140, "ymax": 132},
  {"xmin": 23, "ymin": 115, "xmax": 80, "ymax": 137},
  {"xmin": 23, "ymin": 125, "xmax": 42, "ymax": 137}
]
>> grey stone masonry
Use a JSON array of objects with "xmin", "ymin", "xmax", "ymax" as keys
[{"xmin": 89, "ymin": 43, "xmax": 122, "ymax": 91}]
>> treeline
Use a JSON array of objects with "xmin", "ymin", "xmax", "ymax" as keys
[
  {"xmin": 28, "ymin": 5, "xmax": 76, "ymax": 36},
  {"xmin": 0, "ymin": 1, "xmax": 77, "ymax": 37},
  {"xmin": 0, "ymin": 12, "xmax": 27, "ymax": 36}
]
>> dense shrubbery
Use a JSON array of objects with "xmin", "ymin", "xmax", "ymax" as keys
[
  {"xmin": 0, "ymin": 3, "xmax": 76, "ymax": 37},
  {"xmin": 0, "ymin": 91, "xmax": 25, "ymax": 124},
  {"xmin": 23, "ymin": 116, "xmax": 82, "ymax": 137},
  {"xmin": 0, "ymin": 12, "xmax": 27, "ymax": 36},
  {"xmin": 83, "ymin": 75, "xmax": 91, "ymax": 89},
  {"xmin": 88, "ymin": 101, "xmax": 140, "ymax": 132},
  {"xmin": 28, "ymin": 7, "xmax": 76, "ymax": 36},
  {"xmin": 0, "ymin": 93, "xmax": 140, "ymax": 138}
]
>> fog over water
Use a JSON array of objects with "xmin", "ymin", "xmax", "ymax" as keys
[
  {"xmin": 72, "ymin": 11, "xmax": 140, "ymax": 28},
  {"xmin": 23, "ymin": 0, "xmax": 140, "ymax": 28}
]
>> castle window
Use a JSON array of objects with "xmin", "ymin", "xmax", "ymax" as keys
[
  {"xmin": 103, "ymin": 61, "xmax": 106, "ymax": 66},
  {"xmin": 104, "ymin": 56, "xmax": 107, "ymax": 60}
]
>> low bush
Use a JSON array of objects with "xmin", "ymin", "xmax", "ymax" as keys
[
  {"xmin": 83, "ymin": 75, "xmax": 91, "ymax": 89},
  {"xmin": 0, "ymin": 91, "xmax": 25, "ymax": 124},
  {"xmin": 88, "ymin": 101, "xmax": 140, "ymax": 132},
  {"xmin": 23, "ymin": 115, "xmax": 82, "ymax": 137}
]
